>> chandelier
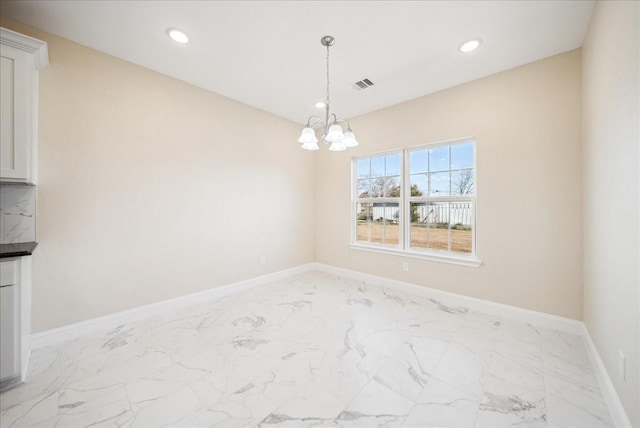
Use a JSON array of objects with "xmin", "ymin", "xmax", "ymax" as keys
[{"xmin": 298, "ymin": 36, "xmax": 359, "ymax": 151}]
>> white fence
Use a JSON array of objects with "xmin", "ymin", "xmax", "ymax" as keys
[{"xmin": 360, "ymin": 201, "xmax": 473, "ymax": 227}]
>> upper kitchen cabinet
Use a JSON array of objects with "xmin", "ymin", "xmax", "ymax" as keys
[{"xmin": 0, "ymin": 28, "xmax": 48, "ymax": 185}]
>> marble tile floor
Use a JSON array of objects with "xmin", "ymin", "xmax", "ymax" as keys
[{"xmin": 0, "ymin": 271, "xmax": 613, "ymax": 427}]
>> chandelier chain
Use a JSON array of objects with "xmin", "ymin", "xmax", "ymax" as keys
[{"xmin": 326, "ymin": 44, "xmax": 330, "ymax": 107}]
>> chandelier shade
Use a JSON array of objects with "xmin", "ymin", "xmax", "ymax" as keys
[
  {"xmin": 298, "ymin": 127, "xmax": 319, "ymax": 150},
  {"xmin": 342, "ymin": 131, "xmax": 358, "ymax": 148},
  {"xmin": 299, "ymin": 36, "xmax": 359, "ymax": 152},
  {"xmin": 328, "ymin": 141, "xmax": 347, "ymax": 152},
  {"xmin": 325, "ymin": 124, "xmax": 345, "ymax": 143},
  {"xmin": 301, "ymin": 141, "xmax": 320, "ymax": 151},
  {"xmin": 298, "ymin": 127, "xmax": 318, "ymax": 144}
]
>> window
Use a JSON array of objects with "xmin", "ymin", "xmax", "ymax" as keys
[
  {"xmin": 352, "ymin": 139, "xmax": 477, "ymax": 265},
  {"xmin": 354, "ymin": 152, "xmax": 402, "ymax": 247}
]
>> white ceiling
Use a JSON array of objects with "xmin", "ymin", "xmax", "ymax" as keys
[{"xmin": 1, "ymin": 1, "xmax": 595, "ymax": 124}]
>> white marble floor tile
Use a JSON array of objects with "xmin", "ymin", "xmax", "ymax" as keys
[
  {"xmin": 475, "ymin": 373, "xmax": 547, "ymax": 427},
  {"xmin": 373, "ymin": 337, "xmax": 446, "ymax": 402},
  {"xmin": 0, "ymin": 271, "xmax": 614, "ymax": 427},
  {"xmin": 429, "ymin": 341, "xmax": 490, "ymax": 399},
  {"xmin": 345, "ymin": 378, "xmax": 414, "ymax": 420},
  {"xmin": 124, "ymin": 385, "xmax": 205, "ymax": 427},
  {"xmin": 0, "ymin": 390, "xmax": 59, "ymax": 428},
  {"xmin": 403, "ymin": 377, "xmax": 480, "ymax": 428},
  {"xmin": 545, "ymin": 371, "xmax": 613, "ymax": 427}
]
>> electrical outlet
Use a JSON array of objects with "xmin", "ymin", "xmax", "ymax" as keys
[
  {"xmin": 618, "ymin": 351, "xmax": 626, "ymax": 380},
  {"xmin": 402, "ymin": 262, "xmax": 409, "ymax": 272},
  {"xmin": 260, "ymin": 256, "xmax": 266, "ymax": 266}
]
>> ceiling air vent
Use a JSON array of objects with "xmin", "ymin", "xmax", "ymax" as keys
[{"xmin": 352, "ymin": 78, "xmax": 374, "ymax": 91}]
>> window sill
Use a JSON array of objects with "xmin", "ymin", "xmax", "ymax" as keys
[{"xmin": 349, "ymin": 243, "xmax": 482, "ymax": 267}]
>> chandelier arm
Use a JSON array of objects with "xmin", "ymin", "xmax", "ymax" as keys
[
  {"xmin": 305, "ymin": 116, "xmax": 324, "ymax": 127},
  {"xmin": 334, "ymin": 118, "xmax": 353, "ymax": 131}
]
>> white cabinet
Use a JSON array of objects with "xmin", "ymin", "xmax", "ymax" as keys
[
  {"xmin": 0, "ymin": 284, "xmax": 18, "ymax": 383},
  {"xmin": 0, "ymin": 257, "xmax": 31, "ymax": 391},
  {"xmin": 0, "ymin": 28, "xmax": 48, "ymax": 184},
  {"xmin": 0, "ymin": 258, "xmax": 19, "ymax": 389}
]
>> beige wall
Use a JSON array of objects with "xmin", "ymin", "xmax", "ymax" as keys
[
  {"xmin": 3, "ymin": 9, "xmax": 638, "ymax": 421},
  {"xmin": 582, "ymin": 1, "xmax": 640, "ymax": 425},
  {"xmin": 0, "ymin": 19, "xmax": 315, "ymax": 333},
  {"xmin": 316, "ymin": 50, "xmax": 583, "ymax": 319}
]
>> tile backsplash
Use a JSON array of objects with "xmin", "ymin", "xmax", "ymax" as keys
[{"xmin": 0, "ymin": 184, "xmax": 36, "ymax": 244}]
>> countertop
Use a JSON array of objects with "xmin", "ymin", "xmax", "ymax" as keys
[{"xmin": 0, "ymin": 242, "xmax": 38, "ymax": 258}]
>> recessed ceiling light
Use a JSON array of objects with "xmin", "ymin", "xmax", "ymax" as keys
[
  {"xmin": 167, "ymin": 28, "xmax": 189, "ymax": 44},
  {"xmin": 315, "ymin": 102, "xmax": 326, "ymax": 108},
  {"xmin": 459, "ymin": 39, "xmax": 481, "ymax": 53}
]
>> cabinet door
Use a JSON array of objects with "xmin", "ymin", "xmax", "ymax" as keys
[
  {"xmin": 0, "ymin": 285, "xmax": 18, "ymax": 382},
  {"xmin": 0, "ymin": 43, "xmax": 32, "ymax": 182}
]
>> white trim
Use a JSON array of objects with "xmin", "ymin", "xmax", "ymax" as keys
[
  {"xmin": 314, "ymin": 263, "xmax": 582, "ymax": 334},
  {"xmin": 30, "ymin": 263, "xmax": 316, "ymax": 349},
  {"xmin": 30, "ymin": 260, "xmax": 581, "ymax": 348},
  {"xmin": 19, "ymin": 256, "xmax": 31, "ymax": 381},
  {"xmin": 581, "ymin": 324, "xmax": 632, "ymax": 428},
  {"xmin": 349, "ymin": 243, "xmax": 482, "ymax": 267},
  {"xmin": 0, "ymin": 27, "xmax": 49, "ymax": 70},
  {"xmin": 315, "ymin": 263, "xmax": 630, "ymax": 424},
  {"xmin": 27, "ymin": 262, "xmax": 629, "ymax": 424}
]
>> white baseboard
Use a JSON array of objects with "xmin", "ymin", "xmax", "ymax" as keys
[
  {"xmin": 315, "ymin": 263, "xmax": 631, "ymax": 426},
  {"xmin": 30, "ymin": 263, "xmax": 316, "ymax": 349},
  {"xmin": 31, "ymin": 261, "xmax": 583, "ymax": 348},
  {"xmin": 313, "ymin": 263, "xmax": 584, "ymax": 335},
  {"xmin": 581, "ymin": 324, "xmax": 632, "ymax": 428},
  {"xmin": 29, "ymin": 262, "xmax": 630, "ymax": 427}
]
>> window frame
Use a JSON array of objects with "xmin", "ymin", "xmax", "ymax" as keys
[
  {"xmin": 350, "ymin": 138, "xmax": 480, "ymax": 268},
  {"xmin": 352, "ymin": 150, "xmax": 404, "ymax": 249}
]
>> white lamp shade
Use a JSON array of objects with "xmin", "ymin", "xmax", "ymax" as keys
[
  {"xmin": 325, "ymin": 124, "xmax": 344, "ymax": 143},
  {"xmin": 328, "ymin": 141, "xmax": 346, "ymax": 151},
  {"xmin": 342, "ymin": 131, "xmax": 358, "ymax": 147},
  {"xmin": 301, "ymin": 141, "xmax": 320, "ymax": 150},
  {"xmin": 298, "ymin": 127, "xmax": 318, "ymax": 145}
]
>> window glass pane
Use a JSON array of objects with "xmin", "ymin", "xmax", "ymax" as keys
[
  {"xmin": 357, "ymin": 179, "xmax": 371, "ymax": 197},
  {"xmin": 371, "ymin": 156, "xmax": 385, "ymax": 177},
  {"xmin": 383, "ymin": 203, "xmax": 400, "ymax": 246},
  {"xmin": 450, "ymin": 201, "xmax": 473, "ymax": 253},
  {"xmin": 451, "ymin": 169, "xmax": 474, "ymax": 195},
  {"xmin": 451, "ymin": 142, "xmax": 474, "ymax": 170},
  {"xmin": 410, "ymin": 202, "xmax": 428, "ymax": 249},
  {"xmin": 357, "ymin": 159, "xmax": 370, "ymax": 178},
  {"xmin": 369, "ymin": 178, "xmax": 384, "ymax": 198},
  {"xmin": 430, "ymin": 171, "xmax": 450, "ymax": 196},
  {"xmin": 370, "ymin": 203, "xmax": 384, "ymax": 244},
  {"xmin": 409, "ymin": 150, "xmax": 428, "ymax": 174},
  {"xmin": 410, "ymin": 174, "xmax": 427, "ymax": 197},
  {"xmin": 356, "ymin": 203, "xmax": 372, "ymax": 243},
  {"xmin": 384, "ymin": 176, "xmax": 401, "ymax": 197},
  {"xmin": 386, "ymin": 154, "xmax": 401, "ymax": 176},
  {"xmin": 427, "ymin": 201, "xmax": 450, "ymax": 252},
  {"xmin": 429, "ymin": 146, "xmax": 449, "ymax": 172}
]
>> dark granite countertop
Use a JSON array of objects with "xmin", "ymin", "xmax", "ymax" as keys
[{"xmin": 0, "ymin": 242, "xmax": 38, "ymax": 258}]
